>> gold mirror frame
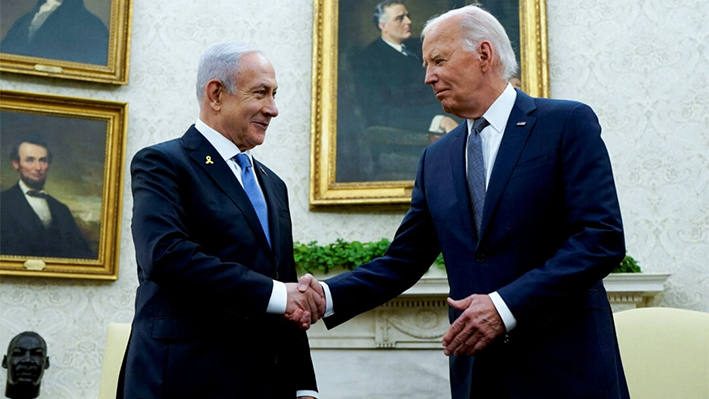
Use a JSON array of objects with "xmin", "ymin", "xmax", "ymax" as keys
[
  {"xmin": 309, "ymin": 0, "xmax": 549, "ymax": 207},
  {"xmin": 0, "ymin": 0, "xmax": 132, "ymax": 85},
  {"xmin": 0, "ymin": 90, "xmax": 128, "ymax": 279}
]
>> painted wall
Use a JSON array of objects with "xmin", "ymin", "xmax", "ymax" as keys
[{"xmin": 0, "ymin": 0, "xmax": 707, "ymax": 397}]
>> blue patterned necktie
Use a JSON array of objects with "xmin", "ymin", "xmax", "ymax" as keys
[
  {"xmin": 467, "ymin": 117, "xmax": 490, "ymax": 236},
  {"xmin": 234, "ymin": 153, "xmax": 271, "ymax": 247}
]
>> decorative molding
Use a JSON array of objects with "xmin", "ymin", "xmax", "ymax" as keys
[{"xmin": 308, "ymin": 271, "xmax": 671, "ymax": 349}]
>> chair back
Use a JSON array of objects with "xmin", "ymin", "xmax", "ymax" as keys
[
  {"xmin": 98, "ymin": 322, "xmax": 131, "ymax": 399},
  {"xmin": 614, "ymin": 307, "xmax": 709, "ymax": 399}
]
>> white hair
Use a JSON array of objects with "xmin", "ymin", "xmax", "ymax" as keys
[
  {"xmin": 422, "ymin": 5, "xmax": 518, "ymax": 81},
  {"xmin": 195, "ymin": 41, "xmax": 261, "ymax": 103}
]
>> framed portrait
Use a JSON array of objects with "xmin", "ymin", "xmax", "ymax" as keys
[
  {"xmin": 0, "ymin": 90, "xmax": 128, "ymax": 280},
  {"xmin": 310, "ymin": 0, "xmax": 548, "ymax": 207},
  {"xmin": 0, "ymin": 0, "xmax": 132, "ymax": 85}
]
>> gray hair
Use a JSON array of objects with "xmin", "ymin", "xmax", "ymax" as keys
[
  {"xmin": 373, "ymin": 0, "xmax": 403, "ymax": 29},
  {"xmin": 422, "ymin": 5, "xmax": 518, "ymax": 81},
  {"xmin": 195, "ymin": 41, "xmax": 261, "ymax": 103}
]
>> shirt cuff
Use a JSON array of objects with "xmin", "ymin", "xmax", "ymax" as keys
[
  {"xmin": 296, "ymin": 390, "xmax": 319, "ymax": 398},
  {"xmin": 489, "ymin": 291, "xmax": 517, "ymax": 332},
  {"xmin": 319, "ymin": 281, "xmax": 334, "ymax": 317},
  {"xmin": 266, "ymin": 280, "xmax": 287, "ymax": 314},
  {"xmin": 428, "ymin": 115, "xmax": 445, "ymax": 133}
]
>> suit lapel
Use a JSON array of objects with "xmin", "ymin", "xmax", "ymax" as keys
[
  {"xmin": 447, "ymin": 122, "xmax": 478, "ymax": 242},
  {"xmin": 253, "ymin": 158, "xmax": 283, "ymax": 268},
  {"xmin": 182, "ymin": 127, "xmax": 273, "ymax": 253},
  {"xmin": 480, "ymin": 90, "xmax": 537, "ymax": 237}
]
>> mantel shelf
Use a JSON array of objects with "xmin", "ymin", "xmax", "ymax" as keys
[{"xmin": 308, "ymin": 270, "xmax": 670, "ymax": 349}]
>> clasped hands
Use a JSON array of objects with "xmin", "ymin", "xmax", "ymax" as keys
[
  {"xmin": 284, "ymin": 274, "xmax": 325, "ymax": 330},
  {"xmin": 284, "ymin": 276, "xmax": 504, "ymax": 358}
]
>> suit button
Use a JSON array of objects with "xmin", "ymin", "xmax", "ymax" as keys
[{"xmin": 475, "ymin": 254, "xmax": 485, "ymax": 263}]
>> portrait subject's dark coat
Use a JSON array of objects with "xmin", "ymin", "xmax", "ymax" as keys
[
  {"xmin": 355, "ymin": 38, "xmax": 448, "ymax": 131},
  {"xmin": 0, "ymin": 0, "xmax": 109, "ymax": 65},
  {"xmin": 324, "ymin": 89, "xmax": 630, "ymax": 399},
  {"xmin": 0, "ymin": 183, "xmax": 93, "ymax": 259}
]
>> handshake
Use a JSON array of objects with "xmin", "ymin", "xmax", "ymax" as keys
[{"xmin": 284, "ymin": 274, "xmax": 326, "ymax": 330}]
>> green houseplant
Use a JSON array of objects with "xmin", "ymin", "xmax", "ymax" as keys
[{"xmin": 294, "ymin": 239, "xmax": 640, "ymax": 275}]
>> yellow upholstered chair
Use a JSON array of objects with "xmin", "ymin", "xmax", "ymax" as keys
[
  {"xmin": 98, "ymin": 322, "xmax": 131, "ymax": 399},
  {"xmin": 614, "ymin": 307, "xmax": 709, "ymax": 399}
]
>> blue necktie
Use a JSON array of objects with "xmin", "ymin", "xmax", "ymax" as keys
[
  {"xmin": 467, "ymin": 117, "xmax": 490, "ymax": 236},
  {"xmin": 234, "ymin": 153, "xmax": 271, "ymax": 247}
]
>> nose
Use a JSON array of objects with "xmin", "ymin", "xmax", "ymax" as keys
[
  {"xmin": 424, "ymin": 66, "xmax": 437, "ymax": 86},
  {"xmin": 264, "ymin": 98, "xmax": 278, "ymax": 118},
  {"xmin": 404, "ymin": 15, "xmax": 412, "ymax": 25}
]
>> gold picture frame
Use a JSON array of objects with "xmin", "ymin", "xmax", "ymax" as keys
[
  {"xmin": 0, "ymin": 90, "xmax": 128, "ymax": 279},
  {"xmin": 309, "ymin": 0, "xmax": 549, "ymax": 207},
  {"xmin": 0, "ymin": 0, "xmax": 132, "ymax": 85}
]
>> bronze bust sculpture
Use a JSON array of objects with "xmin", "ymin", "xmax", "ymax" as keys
[{"xmin": 2, "ymin": 332, "xmax": 50, "ymax": 399}]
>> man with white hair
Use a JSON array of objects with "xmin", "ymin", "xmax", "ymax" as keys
[
  {"xmin": 119, "ymin": 41, "xmax": 324, "ymax": 399},
  {"xmin": 309, "ymin": 5, "xmax": 630, "ymax": 398}
]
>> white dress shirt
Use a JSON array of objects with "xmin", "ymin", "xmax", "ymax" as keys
[
  {"xmin": 19, "ymin": 179, "xmax": 52, "ymax": 228},
  {"xmin": 29, "ymin": 0, "xmax": 63, "ymax": 41}
]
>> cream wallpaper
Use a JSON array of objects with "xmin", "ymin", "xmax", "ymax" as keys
[{"xmin": 0, "ymin": 0, "xmax": 707, "ymax": 398}]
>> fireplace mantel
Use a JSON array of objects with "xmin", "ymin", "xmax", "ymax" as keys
[{"xmin": 307, "ymin": 270, "xmax": 670, "ymax": 349}]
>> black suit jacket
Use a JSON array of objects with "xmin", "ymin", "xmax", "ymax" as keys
[
  {"xmin": 0, "ymin": 0, "xmax": 108, "ymax": 65},
  {"xmin": 324, "ymin": 90, "xmax": 630, "ymax": 399},
  {"xmin": 120, "ymin": 126, "xmax": 316, "ymax": 398},
  {"xmin": 0, "ymin": 183, "xmax": 93, "ymax": 259},
  {"xmin": 355, "ymin": 38, "xmax": 450, "ymax": 131}
]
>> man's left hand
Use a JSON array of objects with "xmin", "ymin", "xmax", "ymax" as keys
[{"xmin": 442, "ymin": 294, "xmax": 505, "ymax": 356}]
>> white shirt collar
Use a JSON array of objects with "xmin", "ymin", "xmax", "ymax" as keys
[
  {"xmin": 381, "ymin": 37, "xmax": 404, "ymax": 54},
  {"xmin": 194, "ymin": 119, "xmax": 252, "ymax": 162},
  {"xmin": 18, "ymin": 179, "xmax": 44, "ymax": 195},
  {"xmin": 467, "ymin": 83, "xmax": 517, "ymax": 136}
]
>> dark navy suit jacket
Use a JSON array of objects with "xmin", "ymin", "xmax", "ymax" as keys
[
  {"xmin": 324, "ymin": 90, "xmax": 630, "ymax": 399},
  {"xmin": 119, "ymin": 126, "xmax": 316, "ymax": 398}
]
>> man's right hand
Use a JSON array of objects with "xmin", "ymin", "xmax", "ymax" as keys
[{"xmin": 284, "ymin": 274, "xmax": 326, "ymax": 330}]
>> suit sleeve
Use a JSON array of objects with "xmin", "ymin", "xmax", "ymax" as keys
[
  {"xmin": 497, "ymin": 103, "xmax": 625, "ymax": 325},
  {"xmin": 130, "ymin": 145, "xmax": 274, "ymax": 316},
  {"xmin": 324, "ymin": 149, "xmax": 442, "ymax": 328}
]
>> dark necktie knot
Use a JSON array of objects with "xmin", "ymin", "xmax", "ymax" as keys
[
  {"xmin": 26, "ymin": 190, "xmax": 47, "ymax": 199},
  {"xmin": 472, "ymin": 117, "xmax": 489, "ymax": 135}
]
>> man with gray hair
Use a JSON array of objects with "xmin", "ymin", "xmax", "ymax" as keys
[
  {"xmin": 308, "ymin": 5, "xmax": 630, "ymax": 398},
  {"xmin": 119, "ymin": 41, "xmax": 324, "ymax": 399}
]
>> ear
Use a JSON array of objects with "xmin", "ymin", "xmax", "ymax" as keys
[
  {"xmin": 11, "ymin": 160, "xmax": 19, "ymax": 171},
  {"xmin": 44, "ymin": 356, "xmax": 50, "ymax": 369},
  {"xmin": 2, "ymin": 355, "xmax": 7, "ymax": 369},
  {"xmin": 477, "ymin": 41, "xmax": 495, "ymax": 73},
  {"xmin": 204, "ymin": 79, "xmax": 226, "ymax": 112},
  {"xmin": 379, "ymin": 22, "xmax": 386, "ymax": 31}
]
